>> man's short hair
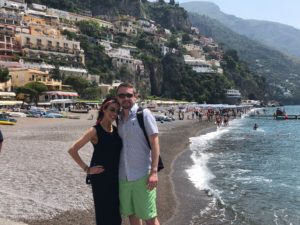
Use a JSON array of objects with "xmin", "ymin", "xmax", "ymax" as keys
[{"xmin": 116, "ymin": 83, "xmax": 136, "ymax": 94}]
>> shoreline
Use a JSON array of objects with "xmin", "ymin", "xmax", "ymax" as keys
[
  {"xmin": 0, "ymin": 114, "xmax": 216, "ymax": 225},
  {"xmin": 165, "ymin": 124, "xmax": 217, "ymax": 225},
  {"xmin": 158, "ymin": 120, "xmax": 216, "ymax": 225}
]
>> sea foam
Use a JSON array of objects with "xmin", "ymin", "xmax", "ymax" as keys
[{"xmin": 186, "ymin": 126, "xmax": 231, "ymax": 190}]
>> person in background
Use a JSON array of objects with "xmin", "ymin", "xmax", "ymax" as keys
[
  {"xmin": 117, "ymin": 83, "xmax": 160, "ymax": 225},
  {"xmin": 253, "ymin": 123, "xmax": 258, "ymax": 130},
  {"xmin": 68, "ymin": 97, "xmax": 122, "ymax": 225},
  {"xmin": 0, "ymin": 129, "xmax": 3, "ymax": 154}
]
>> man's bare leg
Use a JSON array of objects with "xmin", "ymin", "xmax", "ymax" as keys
[
  {"xmin": 145, "ymin": 217, "xmax": 160, "ymax": 225},
  {"xmin": 129, "ymin": 215, "xmax": 142, "ymax": 225}
]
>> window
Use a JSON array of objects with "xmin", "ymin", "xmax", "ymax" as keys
[{"xmin": 26, "ymin": 37, "xmax": 30, "ymax": 44}]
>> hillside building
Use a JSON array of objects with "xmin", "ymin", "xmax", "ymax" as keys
[
  {"xmin": 47, "ymin": 8, "xmax": 113, "ymax": 29},
  {"xmin": 137, "ymin": 18, "xmax": 157, "ymax": 34},
  {"xmin": 113, "ymin": 17, "xmax": 137, "ymax": 36},
  {"xmin": 0, "ymin": 0, "xmax": 27, "ymax": 12},
  {"xmin": 108, "ymin": 47, "xmax": 144, "ymax": 76},
  {"xmin": 15, "ymin": 31, "xmax": 85, "ymax": 65},
  {"xmin": 0, "ymin": 24, "xmax": 20, "ymax": 60},
  {"xmin": 9, "ymin": 68, "xmax": 62, "ymax": 91},
  {"xmin": 0, "ymin": 9, "xmax": 22, "ymax": 60},
  {"xmin": 183, "ymin": 44, "xmax": 205, "ymax": 59},
  {"xmin": 98, "ymin": 80, "xmax": 121, "ymax": 98},
  {"xmin": 184, "ymin": 55, "xmax": 215, "ymax": 73}
]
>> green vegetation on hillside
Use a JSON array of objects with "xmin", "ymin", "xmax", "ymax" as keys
[
  {"xmin": 144, "ymin": 1, "xmax": 190, "ymax": 32},
  {"xmin": 188, "ymin": 13, "xmax": 300, "ymax": 103},
  {"xmin": 62, "ymin": 28, "xmax": 115, "ymax": 82},
  {"xmin": 161, "ymin": 53, "xmax": 231, "ymax": 103},
  {"xmin": 26, "ymin": 0, "xmax": 276, "ymax": 103},
  {"xmin": 222, "ymin": 49, "xmax": 270, "ymax": 100}
]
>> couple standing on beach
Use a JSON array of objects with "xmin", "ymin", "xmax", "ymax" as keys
[{"xmin": 69, "ymin": 83, "xmax": 161, "ymax": 225}]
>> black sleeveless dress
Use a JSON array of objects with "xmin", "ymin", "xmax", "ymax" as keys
[{"xmin": 90, "ymin": 124, "xmax": 122, "ymax": 225}]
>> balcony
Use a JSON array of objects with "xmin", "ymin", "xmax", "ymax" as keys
[
  {"xmin": 0, "ymin": 29, "xmax": 14, "ymax": 35},
  {"xmin": 0, "ymin": 46, "xmax": 13, "ymax": 51},
  {"xmin": 44, "ymin": 79, "xmax": 62, "ymax": 86},
  {"xmin": 24, "ymin": 42, "xmax": 33, "ymax": 48}
]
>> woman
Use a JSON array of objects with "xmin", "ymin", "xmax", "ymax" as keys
[{"xmin": 68, "ymin": 97, "xmax": 122, "ymax": 225}]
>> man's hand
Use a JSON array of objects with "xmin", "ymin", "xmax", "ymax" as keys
[{"xmin": 147, "ymin": 171, "xmax": 158, "ymax": 190}]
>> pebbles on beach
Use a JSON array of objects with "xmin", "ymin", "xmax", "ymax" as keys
[{"xmin": 0, "ymin": 112, "xmax": 215, "ymax": 225}]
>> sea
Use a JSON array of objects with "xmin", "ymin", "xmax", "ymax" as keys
[{"xmin": 186, "ymin": 106, "xmax": 300, "ymax": 225}]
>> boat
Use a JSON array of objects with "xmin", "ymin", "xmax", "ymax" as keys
[
  {"xmin": 225, "ymin": 89, "xmax": 242, "ymax": 104},
  {"xmin": 69, "ymin": 108, "xmax": 89, "ymax": 113},
  {"xmin": 0, "ymin": 120, "xmax": 16, "ymax": 125},
  {"xmin": 0, "ymin": 113, "xmax": 17, "ymax": 125}
]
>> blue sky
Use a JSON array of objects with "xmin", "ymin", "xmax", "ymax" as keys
[{"xmin": 175, "ymin": 0, "xmax": 300, "ymax": 29}]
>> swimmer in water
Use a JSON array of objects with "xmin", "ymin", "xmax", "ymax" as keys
[{"xmin": 253, "ymin": 123, "xmax": 258, "ymax": 130}]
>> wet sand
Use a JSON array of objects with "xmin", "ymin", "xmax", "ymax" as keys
[{"xmin": 0, "ymin": 111, "xmax": 215, "ymax": 225}]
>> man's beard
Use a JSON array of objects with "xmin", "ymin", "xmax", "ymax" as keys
[{"xmin": 121, "ymin": 103, "xmax": 132, "ymax": 110}]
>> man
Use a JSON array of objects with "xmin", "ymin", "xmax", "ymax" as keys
[
  {"xmin": 0, "ymin": 129, "xmax": 3, "ymax": 154},
  {"xmin": 117, "ymin": 83, "xmax": 160, "ymax": 225}
]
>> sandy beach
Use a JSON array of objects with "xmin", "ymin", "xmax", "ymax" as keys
[{"xmin": 0, "ymin": 111, "xmax": 216, "ymax": 225}]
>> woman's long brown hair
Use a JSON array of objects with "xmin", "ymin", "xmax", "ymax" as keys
[{"xmin": 96, "ymin": 97, "xmax": 119, "ymax": 125}]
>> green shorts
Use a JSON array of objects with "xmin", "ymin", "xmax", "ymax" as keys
[{"xmin": 119, "ymin": 175, "xmax": 157, "ymax": 220}]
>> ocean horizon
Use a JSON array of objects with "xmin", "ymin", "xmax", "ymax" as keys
[{"xmin": 187, "ymin": 106, "xmax": 300, "ymax": 225}]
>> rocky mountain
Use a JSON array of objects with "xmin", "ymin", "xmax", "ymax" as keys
[
  {"xmin": 28, "ymin": 0, "xmax": 190, "ymax": 31},
  {"xmin": 188, "ymin": 13, "xmax": 300, "ymax": 102},
  {"xmin": 181, "ymin": 1, "xmax": 300, "ymax": 59},
  {"xmin": 27, "ymin": 0, "xmax": 145, "ymax": 17},
  {"xmin": 24, "ymin": 0, "xmax": 281, "ymax": 102}
]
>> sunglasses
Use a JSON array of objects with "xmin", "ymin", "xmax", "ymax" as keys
[
  {"xmin": 108, "ymin": 107, "xmax": 119, "ymax": 114},
  {"xmin": 117, "ymin": 93, "xmax": 134, "ymax": 99}
]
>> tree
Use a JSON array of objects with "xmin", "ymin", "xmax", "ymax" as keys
[
  {"xmin": 24, "ymin": 82, "xmax": 48, "ymax": 105},
  {"xmin": 81, "ymin": 87, "xmax": 100, "ymax": 100},
  {"xmin": 225, "ymin": 49, "xmax": 239, "ymax": 62},
  {"xmin": 64, "ymin": 76, "xmax": 89, "ymax": 94},
  {"xmin": 0, "ymin": 67, "xmax": 10, "ymax": 83},
  {"xmin": 116, "ymin": 65, "xmax": 133, "ymax": 83},
  {"xmin": 181, "ymin": 33, "xmax": 191, "ymax": 44},
  {"xmin": 167, "ymin": 35, "xmax": 178, "ymax": 49},
  {"xmin": 15, "ymin": 86, "xmax": 36, "ymax": 105},
  {"xmin": 49, "ymin": 64, "xmax": 61, "ymax": 80},
  {"xmin": 61, "ymin": 30, "xmax": 77, "ymax": 40},
  {"xmin": 107, "ymin": 88, "xmax": 117, "ymax": 98},
  {"xmin": 76, "ymin": 20, "xmax": 102, "ymax": 38},
  {"xmin": 169, "ymin": 0, "xmax": 175, "ymax": 5}
]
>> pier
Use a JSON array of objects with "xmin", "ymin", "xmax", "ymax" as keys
[{"xmin": 249, "ymin": 114, "xmax": 300, "ymax": 120}]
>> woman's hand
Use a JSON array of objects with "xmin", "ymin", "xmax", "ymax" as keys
[{"xmin": 88, "ymin": 165, "xmax": 104, "ymax": 175}]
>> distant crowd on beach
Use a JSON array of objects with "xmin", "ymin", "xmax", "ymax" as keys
[{"xmin": 164, "ymin": 106, "xmax": 248, "ymax": 128}]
